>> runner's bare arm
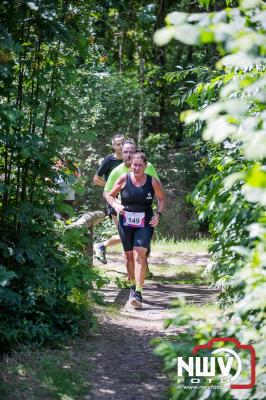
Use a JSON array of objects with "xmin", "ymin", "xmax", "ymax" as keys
[
  {"xmin": 149, "ymin": 178, "xmax": 165, "ymax": 227},
  {"xmin": 105, "ymin": 175, "xmax": 127, "ymax": 214},
  {"xmin": 93, "ymin": 175, "xmax": 106, "ymax": 187},
  {"xmin": 103, "ymin": 190, "xmax": 109, "ymax": 201}
]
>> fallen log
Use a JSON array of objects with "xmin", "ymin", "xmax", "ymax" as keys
[
  {"xmin": 68, "ymin": 211, "xmax": 105, "ymax": 264},
  {"xmin": 69, "ymin": 211, "xmax": 105, "ymax": 229}
]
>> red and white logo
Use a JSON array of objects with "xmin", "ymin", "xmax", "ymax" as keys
[{"xmin": 177, "ymin": 337, "xmax": 256, "ymax": 389}]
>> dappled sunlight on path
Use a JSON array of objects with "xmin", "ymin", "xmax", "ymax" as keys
[
  {"xmin": 84, "ymin": 317, "xmax": 169, "ymax": 400},
  {"xmin": 86, "ymin": 244, "xmax": 219, "ymax": 399},
  {"xmin": 101, "ymin": 282, "xmax": 218, "ymax": 324}
]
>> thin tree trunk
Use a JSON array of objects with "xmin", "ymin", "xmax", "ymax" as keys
[
  {"xmin": 138, "ymin": 47, "xmax": 145, "ymax": 145},
  {"xmin": 118, "ymin": 33, "xmax": 124, "ymax": 73},
  {"xmin": 42, "ymin": 42, "xmax": 61, "ymax": 137},
  {"xmin": 2, "ymin": 145, "xmax": 10, "ymax": 222},
  {"xmin": 153, "ymin": 0, "xmax": 166, "ymax": 132},
  {"xmin": 13, "ymin": 9, "xmax": 32, "ymax": 231},
  {"xmin": 23, "ymin": 37, "xmax": 41, "ymax": 204},
  {"xmin": 30, "ymin": 42, "xmax": 61, "ymax": 203}
]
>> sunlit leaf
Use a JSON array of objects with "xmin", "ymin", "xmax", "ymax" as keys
[
  {"xmin": 173, "ymin": 24, "xmax": 199, "ymax": 45},
  {"xmin": 244, "ymin": 132, "xmax": 266, "ymax": 160},
  {"xmin": 203, "ymin": 117, "xmax": 238, "ymax": 142},
  {"xmin": 241, "ymin": 0, "xmax": 261, "ymax": 9},
  {"xmin": 166, "ymin": 11, "xmax": 188, "ymax": 25},
  {"xmin": 223, "ymin": 172, "xmax": 244, "ymax": 190},
  {"xmin": 153, "ymin": 27, "xmax": 176, "ymax": 46}
]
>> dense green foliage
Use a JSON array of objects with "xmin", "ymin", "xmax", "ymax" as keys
[
  {"xmin": 154, "ymin": 1, "xmax": 266, "ymax": 399},
  {"xmin": 0, "ymin": 0, "xmax": 107, "ymax": 348}
]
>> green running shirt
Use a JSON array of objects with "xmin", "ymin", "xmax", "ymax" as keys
[{"xmin": 104, "ymin": 162, "xmax": 159, "ymax": 192}]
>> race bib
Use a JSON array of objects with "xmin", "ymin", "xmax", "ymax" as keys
[{"xmin": 123, "ymin": 211, "xmax": 145, "ymax": 228}]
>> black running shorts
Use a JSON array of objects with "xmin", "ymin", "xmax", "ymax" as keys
[{"xmin": 118, "ymin": 218, "xmax": 154, "ymax": 251}]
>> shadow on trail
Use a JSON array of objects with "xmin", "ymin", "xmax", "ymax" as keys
[
  {"xmin": 113, "ymin": 287, "xmax": 128, "ymax": 307},
  {"xmin": 101, "ymin": 283, "xmax": 219, "ymax": 311},
  {"xmin": 85, "ymin": 319, "xmax": 169, "ymax": 400},
  {"xmin": 144, "ymin": 283, "xmax": 219, "ymax": 306}
]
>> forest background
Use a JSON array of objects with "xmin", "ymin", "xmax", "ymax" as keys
[
  {"xmin": 0, "ymin": 0, "xmax": 212, "ymax": 348},
  {"xmin": 0, "ymin": 1, "xmax": 265, "ymax": 399}
]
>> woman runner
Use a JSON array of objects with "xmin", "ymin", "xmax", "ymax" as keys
[{"xmin": 106, "ymin": 151, "xmax": 165, "ymax": 308}]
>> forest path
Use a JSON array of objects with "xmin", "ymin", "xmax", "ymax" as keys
[{"xmin": 84, "ymin": 247, "xmax": 218, "ymax": 399}]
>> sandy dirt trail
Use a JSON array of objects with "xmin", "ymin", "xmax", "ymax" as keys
[{"xmin": 84, "ymin": 249, "xmax": 217, "ymax": 400}]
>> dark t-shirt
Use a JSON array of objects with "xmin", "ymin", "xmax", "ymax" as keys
[{"xmin": 96, "ymin": 154, "xmax": 122, "ymax": 182}]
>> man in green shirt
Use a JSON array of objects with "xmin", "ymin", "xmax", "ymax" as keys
[
  {"xmin": 104, "ymin": 158, "xmax": 159, "ymax": 192},
  {"xmin": 94, "ymin": 139, "xmax": 159, "ymax": 278}
]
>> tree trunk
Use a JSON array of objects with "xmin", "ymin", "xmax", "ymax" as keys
[{"xmin": 138, "ymin": 47, "xmax": 145, "ymax": 144}]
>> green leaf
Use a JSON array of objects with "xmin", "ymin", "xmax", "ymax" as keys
[
  {"xmin": 200, "ymin": 30, "xmax": 215, "ymax": 43},
  {"xmin": 0, "ymin": 266, "xmax": 17, "ymax": 287},
  {"xmin": 246, "ymin": 165, "xmax": 266, "ymax": 188}
]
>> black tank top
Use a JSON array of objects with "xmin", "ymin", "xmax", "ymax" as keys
[{"xmin": 121, "ymin": 173, "xmax": 155, "ymax": 217}]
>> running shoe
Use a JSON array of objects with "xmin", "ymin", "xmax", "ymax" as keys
[
  {"xmin": 129, "ymin": 285, "xmax": 136, "ymax": 301},
  {"xmin": 94, "ymin": 243, "xmax": 107, "ymax": 264},
  {"xmin": 130, "ymin": 291, "xmax": 143, "ymax": 308}
]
